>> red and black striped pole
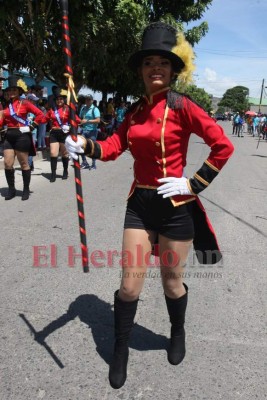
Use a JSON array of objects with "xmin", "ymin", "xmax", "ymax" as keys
[{"xmin": 60, "ymin": 0, "xmax": 89, "ymax": 273}]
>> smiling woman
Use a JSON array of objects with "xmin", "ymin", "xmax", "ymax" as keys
[
  {"xmin": 140, "ymin": 55, "xmax": 173, "ymax": 95},
  {"xmin": 65, "ymin": 21, "xmax": 234, "ymax": 390}
]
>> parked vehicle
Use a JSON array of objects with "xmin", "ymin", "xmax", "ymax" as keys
[{"xmin": 214, "ymin": 113, "xmax": 226, "ymax": 121}]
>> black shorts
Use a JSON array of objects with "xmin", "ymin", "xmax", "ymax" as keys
[
  {"xmin": 4, "ymin": 128, "xmax": 32, "ymax": 152},
  {"xmin": 124, "ymin": 188, "xmax": 195, "ymax": 240},
  {"xmin": 50, "ymin": 129, "xmax": 67, "ymax": 144}
]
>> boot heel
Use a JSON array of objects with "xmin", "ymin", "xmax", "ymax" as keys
[
  {"xmin": 165, "ymin": 284, "xmax": 188, "ymax": 366},
  {"xmin": 4, "ymin": 169, "xmax": 16, "ymax": 200},
  {"xmin": 50, "ymin": 172, "xmax": 56, "ymax": 182},
  {"xmin": 109, "ymin": 290, "xmax": 138, "ymax": 389},
  {"xmin": 167, "ymin": 330, "xmax": 186, "ymax": 365},
  {"xmin": 62, "ymin": 157, "xmax": 69, "ymax": 179},
  {"xmin": 21, "ymin": 189, "xmax": 30, "ymax": 201},
  {"xmin": 22, "ymin": 170, "xmax": 31, "ymax": 200},
  {"xmin": 62, "ymin": 170, "xmax": 68, "ymax": 180},
  {"xmin": 109, "ymin": 344, "xmax": 129, "ymax": 389},
  {"xmin": 5, "ymin": 188, "xmax": 16, "ymax": 200},
  {"xmin": 50, "ymin": 157, "xmax": 57, "ymax": 182}
]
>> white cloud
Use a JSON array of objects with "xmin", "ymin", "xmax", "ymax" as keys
[
  {"xmin": 204, "ymin": 68, "xmax": 217, "ymax": 82},
  {"xmin": 195, "ymin": 68, "xmax": 238, "ymax": 97}
]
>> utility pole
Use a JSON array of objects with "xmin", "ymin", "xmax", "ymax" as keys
[{"xmin": 258, "ymin": 78, "xmax": 265, "ymax": 113}]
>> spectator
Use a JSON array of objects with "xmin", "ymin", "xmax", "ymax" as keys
[
  {"xmin": 79, "ymin": 94, "xmax": 100, "ymax": 170},
  {"xmin": 232, "ymin": 112, "xmax": 240, "ymax": 135},
  {"xmin": 37, "ymin": 98, "xmax": 48, "ymax": 150},
  {"xmin": 115, "ymin": 100, "xmax": 127, "ymax": 129},
  {"xmin": 252, "ymin": 115, "xmax": 260, "ymax": 137}
]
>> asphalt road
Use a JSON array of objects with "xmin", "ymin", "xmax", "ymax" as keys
[{"xmin": 0, "ymin": 122, "xmax": 266, "ymax": 400}]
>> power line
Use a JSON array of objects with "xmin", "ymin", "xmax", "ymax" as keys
[
  {"xmin": 196, "ymin": 47, "xmax": 267, "ymax": 53},
  {"xmin": 196, "ymin": 79, "xmax": 265, "ymax": 84},
  {"xmin": 195, "ymin": 50, "xmax": 267, "ymax": 59}
]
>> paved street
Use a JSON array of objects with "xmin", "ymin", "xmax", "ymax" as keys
[{"xmin": 0, "ymin": 122, "xmax": 266, "ymax": 400}]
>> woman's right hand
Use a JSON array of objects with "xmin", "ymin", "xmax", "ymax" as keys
[{"xmin": 65, "ymin": 135, "xmax": 86, "ymax": 160}]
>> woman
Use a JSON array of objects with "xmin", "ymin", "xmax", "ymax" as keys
[
  {"xmin": 66, "ymin": 22, "xmax": 234, "ymax": 389},
  {"xmin": 37, "ymin": 98, "xmax": 48, "ymax": 151},
  {"xmin": 45, "ymin": 88, "xmax": 80, "ymax": 182},
  {"xmin": 0, "ymin": 76, "xmax": 45, "ymax": 200}
]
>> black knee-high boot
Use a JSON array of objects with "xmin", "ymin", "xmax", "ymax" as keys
[
  {"xmin": 165, "ymin": 283, "xmax": 188, "ymax": 365},
  {"xmin": 21, "ymin": 169, "xmax": 31, "ymax": 201},
  {"xmin": 50, "ymin": 157, "xmax": 57, "ymax": 182},
  {"xmin": 109, "ymin": 290, "xmax": 138, "ymax": 389},
  {"xmin": 62, "ymin": 157, "xmax": 69, "ymax": 180},
  {"xmin": 5, "ymin": 169, "xmax": 16, "ymax": 200}
]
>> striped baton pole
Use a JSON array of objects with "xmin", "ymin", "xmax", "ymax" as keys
[{"xmin": 60, "ymin": 0, "xmax": 89, "ymax": 273}]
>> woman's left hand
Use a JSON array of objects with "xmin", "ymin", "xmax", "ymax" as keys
[{"xmin": 157, "ymin": 177, "xmax": 192, "ymax": 197}]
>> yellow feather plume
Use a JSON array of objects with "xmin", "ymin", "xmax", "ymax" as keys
[
  {"xmin": 17, "ymin": 78, "xmax": 28, "ymax": 92},
  {"xmin": 60, "ymin": 89, "xmax": 68, "ymax": 97},
  {"xmin": 171, "ymin": 33, "xmax": 195, "ymax": 84}
]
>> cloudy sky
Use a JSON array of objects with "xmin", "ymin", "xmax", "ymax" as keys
[{"xmin": 187, "ymin": 0, "xmax": 267, "ymax": 99}]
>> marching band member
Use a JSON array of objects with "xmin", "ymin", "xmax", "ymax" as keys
[
  {"xmin": 0, "ymin": 76, "xmax": 45, "ymax": 200},
  {"xmin": 45, "ymin": 88, "xmax": 80, "ymax": 182},
  {"xmin": 66, "ymin": 22, "xmax": 234, "ymax": 389}
]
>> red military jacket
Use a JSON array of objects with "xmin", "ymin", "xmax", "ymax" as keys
[
  {"xmin": 97, "ymin": 87, "xmax": 234, "ymax": 206},
  {"xmin": 95, "ymin": 88, "xmax": 234, "ymax": 264},
  {"xmin": 1, "ymin": 98, "xmax": 45, "ymax": 127},
  {"xmin": 45, "ymin": 106, "xmax": 80, "ymax": 128}
]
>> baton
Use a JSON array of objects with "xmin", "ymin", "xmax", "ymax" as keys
[{"xmin": 60, "ymin": 0, "xmax": 89, "ymax": 273}]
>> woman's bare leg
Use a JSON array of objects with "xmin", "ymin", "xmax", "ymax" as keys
[
  {"xmin": 119, "ymin": 228, "xmax": 156, "ymax": 301},
  {"xmin": 159, "ymin": 235, "xmax": 192, "ymax": 298}
]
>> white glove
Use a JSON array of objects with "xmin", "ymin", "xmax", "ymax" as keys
[
  {"xmin": 157, "ymin": 177, "xmax": 192, "ymax": 198},
  {"xmin": 65, "ymin": 135, "xmax": 85, "ymax": 160}
]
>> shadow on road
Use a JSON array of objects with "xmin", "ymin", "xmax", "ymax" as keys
[
  {"xmin": 41, "ymin": 172, "xmax": 62, "ymax": 181},
  {"xmin": 0, "ymin": 187, "xmax": 27, "ymax": 199},
  {"xmin": 19, "ymin": 294, "xmax": 168, "ymax": 368},
  {"xmin": 251, "ymin": 154, "xmax": 267, "ymax": 158}
]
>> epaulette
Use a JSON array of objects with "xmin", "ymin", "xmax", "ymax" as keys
[{"xmin": 167, "ymin": 89, "xmax": 206, "ymax": 112}]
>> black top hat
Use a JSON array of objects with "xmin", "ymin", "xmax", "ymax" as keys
[
  {"xmin": 7, "ymin": 75, "xmax": 28, "ymax": 92},
  {"xmin": 128, "ymin": 22, "xmax": 185, "ymax": 73},
  {"xmin": 31, "ymin": 84, "xmax": 44, "ymax": 91},
  {"xmin": 54, "ymin": 87, "xmax": 68, "ymax": 98}
]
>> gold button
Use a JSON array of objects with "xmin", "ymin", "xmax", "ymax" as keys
[
  {"xmin": 157, "ymin": 118, "xmax": 162, "ymax": 123},
  {"xmin": 155, "ymin": 141, "xmax": 161, "ymax": 146},
  {"xmin": 131, "ymin": 120, "xmax": 135, "ymax": 125},
  {"xmin": 128, "ymin": 141, "xmax": 132, "ymax": 146}
]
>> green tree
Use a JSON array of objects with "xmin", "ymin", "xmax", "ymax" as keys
[
  {"xmin": 182, "ymin": 84, "xmax": 212, "ymax": 112},
  {"xmin": 0, "ymin": 0, "xmax": 213, "ymax": 98},
  {"xmin": 218, "ymin": 86, "xmax": 249, "ymax": 113}
]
